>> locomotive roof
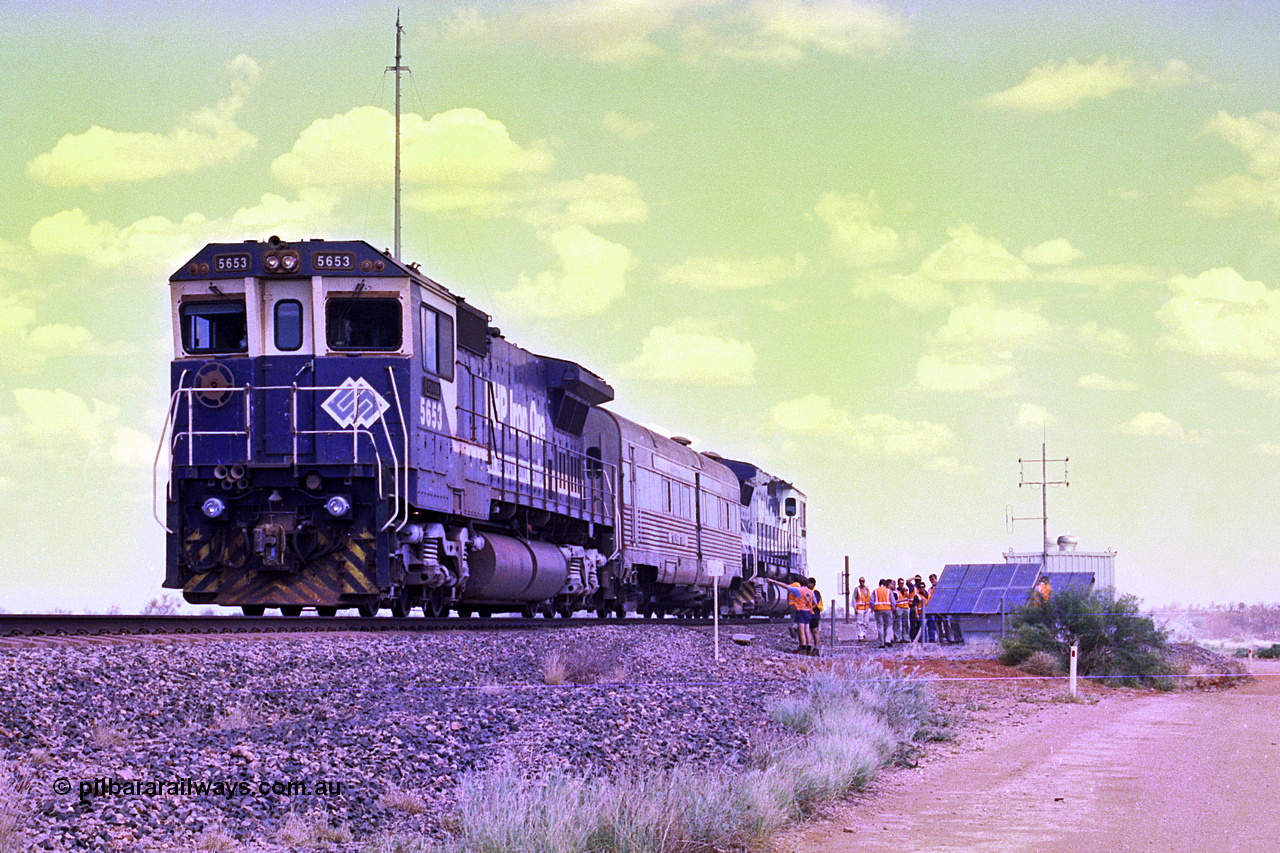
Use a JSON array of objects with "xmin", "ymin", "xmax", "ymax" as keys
[{"xmin": 170, "ymin": 238, "xmax": 436, "ymax": 285}]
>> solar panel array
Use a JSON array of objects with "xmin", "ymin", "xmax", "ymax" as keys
[
  {"xmin": 1044, "ymin": 572, "xmax": 1095, "ymax": 593},
  {"xmin": 928, "ymin": 563, "xmax": 1041, "ymax": 615}
]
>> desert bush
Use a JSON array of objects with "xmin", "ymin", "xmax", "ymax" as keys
[
  {"xmin": 1019, "ymin": 650, "xmax": 1061, "ymax": 677},
  {"xmin": 142, "ymin": 595, "xmax": 182, "ymax": 615},
  {"xmin": 1000, "ymin": 587, "xmax": 1172, "ymax": 687}
]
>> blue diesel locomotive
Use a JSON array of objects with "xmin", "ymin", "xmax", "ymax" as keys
[{"xmin": 157, "ymin": 236, "xmax": 805, "ymax": 617}]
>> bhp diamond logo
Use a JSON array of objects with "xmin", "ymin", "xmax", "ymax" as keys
[{"xmin": 322, "ymin": 377, "xmax": 390, "ymax": 429}]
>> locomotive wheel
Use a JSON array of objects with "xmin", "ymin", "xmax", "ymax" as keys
[
  {"xmin": 479, "ymin": 608, "xmax": 493, "ymax": 619},
  {"xmin": 317, "ymin": 607, "xmax": 337, "ymax": 618},
  {"xmin": 615, "ymin": 600, "xmax": 626, "ymax": 619},
  {"xmin": 596, "ymin": 606, "xmax": 610, "ymax": 620},
  {"xmin": 390, "ymin": 588, "xmax": 412, "ymax": 617},
  {"xmin": 456, "ymin": 607, "xmax": 472, "ymax": 618},
  {"xmin": 280, "ymin": 606, "xmax": 302, "ymax": 617},
  {"xmin": 241, "ymin": 605, "xmax": 265, "ymax": 617},
  {"xmin": 357, "ymin": 603, "xmax": 378, "ymax": 618},
  {"xmin": 520, "ymin": 605, "xmax": 535, "ymax": 619},
  {"xmin": 557, "ymin": 603, "xmax": 573, "ymax": 619},
  {"xmin": 423, "ymin": 589, "xmax": 448, "ymax": 618}
]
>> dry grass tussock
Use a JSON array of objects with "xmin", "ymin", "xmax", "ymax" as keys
[
  {"xmin": 540, "ymin": 641, "xmax": 629, "ymax": 686},
  {"xmin": 437, "ymin": 660, "xmax": 947, "ymax": 853},
  {"xmin": 275, "ymin": 809, "xmax": 352, "ymax": 850}
]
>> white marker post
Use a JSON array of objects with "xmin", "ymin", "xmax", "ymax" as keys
[
  {"xmin": 707, "ymin": 560, "xmax": 725, "ymax": 662},
  {"xmin": 1069, "ymin": 641, "xmax": 1079, "ymax": 697}
]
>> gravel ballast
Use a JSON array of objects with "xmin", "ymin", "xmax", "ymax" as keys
[{"xmin": 0, "ymin": 624, "xmax": 808, "ymax": 851}]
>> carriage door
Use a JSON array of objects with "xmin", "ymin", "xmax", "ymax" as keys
[{"xmin": 262, "ymin": 280, "xmax": 314, "ymax": 457}]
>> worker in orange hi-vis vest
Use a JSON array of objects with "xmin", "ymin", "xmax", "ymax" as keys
[
  {"xmin": 1033, "ymin": 576, "xmax": 1053, "ymax": 604},
  {"xmin": 766, "ymin": 577, "xmax": 816, "ymax": 654},
  {"xmin": 853, "ymin": 576, "xmax": 873, "ymax": 642},
  {"xmin": 871, "ymin": 579, "xmax": 895, "ymax": 648},
  {"xmin": 895, "ymin": 578, "xmax": 911, "ymax": 647},
  {"xmin": 909, "ymin": 578, "xmax": 926, "ymax": 643},
  {"xmin": 807, "ymin": 577, "xmax": 823, "ymax": 657}
]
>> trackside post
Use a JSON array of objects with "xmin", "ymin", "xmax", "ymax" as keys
[
  {"xmin": 708, "ymin": 560, "xmax": 725, "ymax": 662},
  {"xmin": 1070, "ymin": 642, "xmax": 1079, "ymax": 697}
]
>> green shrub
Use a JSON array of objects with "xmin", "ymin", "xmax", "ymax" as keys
[
  {"xmin": 1255, "ymin": 643, "xmax": 1280, "ymax": 659},
  {"xmin": 1000, "ymin": 587, "xmax": 1173, "ymax": 688}
]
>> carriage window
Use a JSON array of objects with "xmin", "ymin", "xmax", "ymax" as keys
[
  {"xmin": 180, "ymin": 301, "xmax": 247, "ymax": 354},
  {"xmin": 274, "ymin": 300, "xmax": 303, "ymax": 351},
  {"xmin": 326, "ymin": 298, "xmax": 401, "ymax": 350},
  {"xmin": 421, "ymin": 305, "xmax": 455, "ymax": 381}
]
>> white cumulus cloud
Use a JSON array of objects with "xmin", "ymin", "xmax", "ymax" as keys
[
  {"xmin": 1022, "ymin": 238, "xmax": 1083, "ymax": 266},
  {"xmin": 980, "ymin": 56, "xmax": 1192, "ymax": 114},
  {"xmin": 272, "ymin": 106, "xmax": 554, "ymax": 191},
  {"xmin": 660, "ymin": 253, "xmax": 805, "ymax": 291},
  {"xmin": 619, "ymin": 324, "xmax": 756, "ymax": 385},
  {"xmin": 1156, "ymin": 267, "xmax": 1280, "ymax": 364},
  {"xmin": 1117, "ymin": 411, "xmax": 1199, "ymax": 443},
  {"xmin": 770, "ymin": 395, "xmax": 952, "ymax": 455},
  {"xmin": 814, "ymin": 191, "xmax": 905, "ymax": 268},
  {"xmin": 27, "ymin": 55, "xmax": 259, "ymax": 189},
  {"xmin": 919, "ymin": 224, "xmax": 1031, "ymax": 283},
  {"xmin": 495, "ymin": 226, "xmax": 634, "ymax": 318}
]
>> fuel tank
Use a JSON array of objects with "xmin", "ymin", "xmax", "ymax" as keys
[{"xmin": 463, "ymin": 533, "xmax": 569, "ymax": 603}]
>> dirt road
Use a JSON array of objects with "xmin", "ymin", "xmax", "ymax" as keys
[{"xmin": 793, "ymin": 660, "xmax": 1280, "ymax": 853}]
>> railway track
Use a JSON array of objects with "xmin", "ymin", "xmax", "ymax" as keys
[{"xmin": 0, "ymin": 613, "xmax": 718, "ymax": 637}]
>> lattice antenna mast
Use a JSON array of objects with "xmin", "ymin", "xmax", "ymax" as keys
[
  {"xmin": 387, "ymin": 10, "xmax": 410, "ymax": 261},
  {"xmin": 1009, "ymin": 436, "xmax": 1069, "ymax": 561}
]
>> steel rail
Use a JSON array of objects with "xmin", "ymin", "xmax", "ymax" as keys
[{"xmin": 0, "ymin": 614, "xmax": 715, "ymax": 637}]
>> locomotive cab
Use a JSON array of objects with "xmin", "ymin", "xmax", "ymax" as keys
[{"xmin": 161, "ymin": 238, "xmax": 460, "ymax": 614}]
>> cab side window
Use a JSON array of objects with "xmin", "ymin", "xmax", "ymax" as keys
[{"xmin": 421, "ymin": 305, "xmax": 455, "ymax": 381}]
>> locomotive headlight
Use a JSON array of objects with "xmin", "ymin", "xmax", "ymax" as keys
[
  {"xmin": 325, "ymin": 496, "xmax": 351, "ymax": 518},
  {"xmin": 280, "ymin": 252, "xmax": 299, "ymax": 272},
  {"xmin": 201, "ymin": 497, "xmax": 227, "ymax": 519},
  {"xmin": 263, "ymin": 253, "xmax": 281, "ymax": 272}
]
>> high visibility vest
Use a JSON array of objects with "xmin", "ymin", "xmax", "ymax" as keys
[
  {"xmin": 812, "ymin": 590, "xmax": 823, "ymax": 613},
  {"xmin": 911, "ymin": 592, "xmax": 924, "ymax": 617},
  {"xmin": 871, "ymin": 586, "xmax": 893, "ymax": 611},
  {"xmin": 787, "ymin": 584, "xmax": 815, "ymax": 613},
  {"xmin": 854, "ymin": 586, "xmax": 871, "ymax": 611},
  {"xmin": 896, "ymin": 589, "xmax": 911, "ymax": 609}
]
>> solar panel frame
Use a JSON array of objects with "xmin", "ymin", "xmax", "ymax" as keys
[{"xmin": 931, "ymin": 562, "xmax": 1043, "ymax": 614}]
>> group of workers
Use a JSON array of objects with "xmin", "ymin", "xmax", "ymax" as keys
[
  {"xmin": 764, "ymin": 570, "xmax": 1054, "ymax": 655},
  {"xmin": 855, "ymin": 574, "xmax": 965, "ymax": 646},
  {"xmin": 768, "ymin": 568, "xmax": 998, "ymax": 653}
]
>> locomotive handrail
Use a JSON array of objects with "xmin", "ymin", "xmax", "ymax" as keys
[
  {"xmin": 380, "ymin": 365, "xmax": 408, "ymax": 532},
  {"xmin": 152, "ymin": 369, "xmax": 189, "ymax": 533},
  {"xmin": 166, "ymin": 379, "xmax": 402, "ymax": 507}
]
